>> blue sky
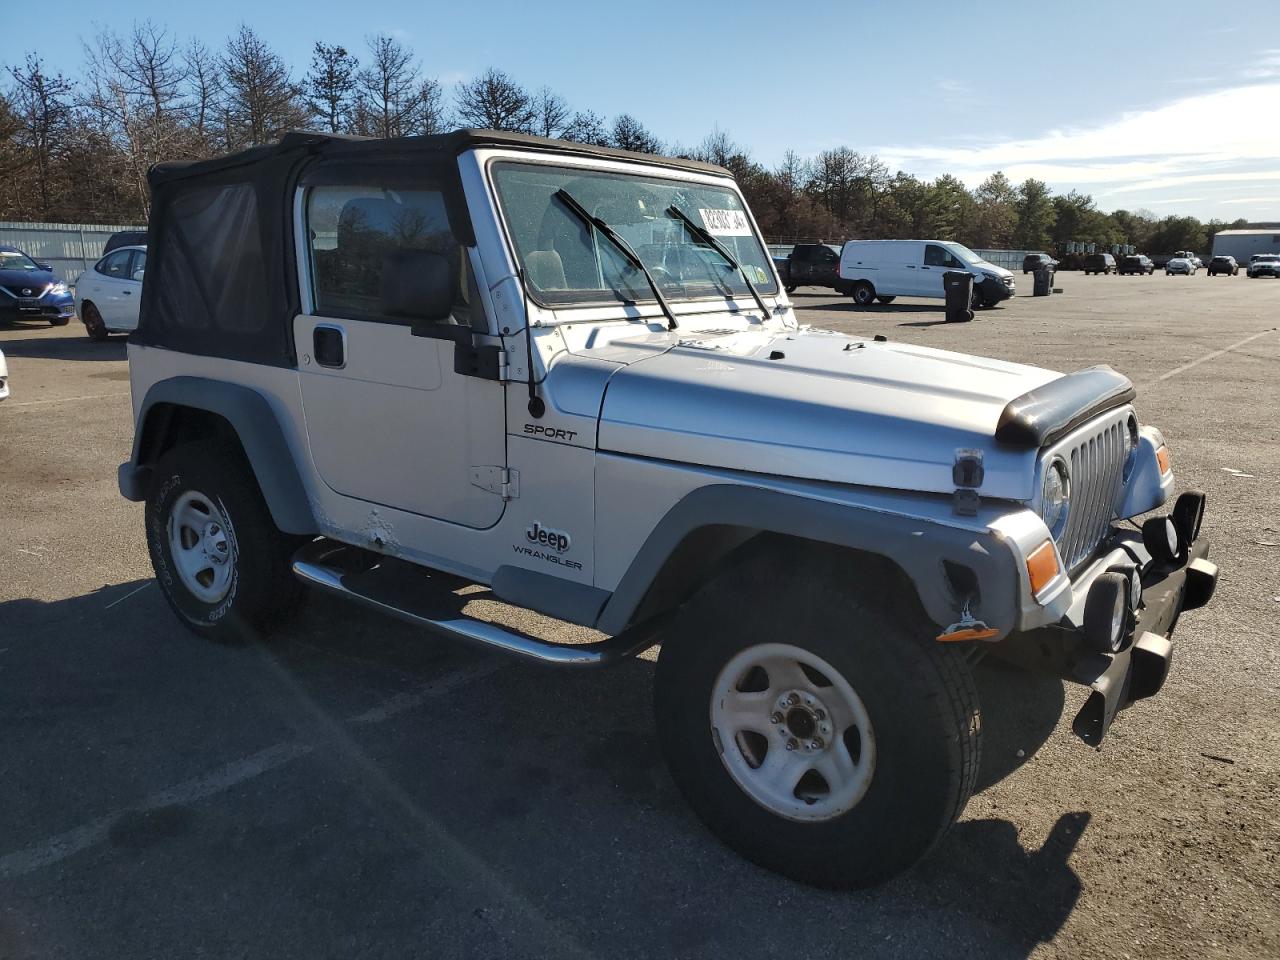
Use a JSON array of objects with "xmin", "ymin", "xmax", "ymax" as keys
[{"xmin": 8, "ymin": 0, "xmax": 1279, "ymax": 220}]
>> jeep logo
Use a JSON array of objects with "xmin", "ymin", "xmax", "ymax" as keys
[{"xmin": 526, "ymin": 522, "xmax": 570, "ymax": 552}]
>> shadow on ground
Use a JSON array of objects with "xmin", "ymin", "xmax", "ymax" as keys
[
  {"xmin": 2, "ymin": 582, "xmax": 1080, "ymax": 959},
  {"xmin": 0, "ymin": 332, "xmax": 125, "ymax": 362}
]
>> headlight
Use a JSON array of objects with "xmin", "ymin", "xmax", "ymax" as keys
[
  {"xmin": 45, "ymin": 282, "xmax": 68, "ymax": 297},
  {"xmin": 1122, "ymin": 414, "xmax": 1140, "ymax": 480},
  {"xmin": 1041, "ymin": 458, "xmax": 1070, "ymax": 538}
]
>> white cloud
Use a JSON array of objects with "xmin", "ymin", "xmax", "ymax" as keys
[
  {"xmin": 1241, "ymin": 48, "xmax": 1280, "ymax": 79},
  {"xmin": 873, "ymin": 81, "xmax": 1280, "ymax": 217}
]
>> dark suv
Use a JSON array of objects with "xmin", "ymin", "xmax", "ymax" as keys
[
  {"xmin": 1207, "ymin": 256, "xmax": 1238, "ymax": 276},
  {"xmin": 1083, "ymin": 253, "xmax": 1117, "ymax": 275},
  {"xmin": 1119, "ymin": 255, "xmax": 1154, "ymax": 275},
  {"xmin": 1022, "ymin": 253, "xmax": 1058, "ymax": 274}
]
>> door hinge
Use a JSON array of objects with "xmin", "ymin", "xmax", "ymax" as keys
[
  {"xmin": 455, "ymin": 342, "xmax": 510, "ymax": 381},
  {"xmin": 470, "ymin": 465, "xmax": 519, "ymax": 500}
]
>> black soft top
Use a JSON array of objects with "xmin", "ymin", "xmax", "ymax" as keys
[
  {"xmin": 148, "ymin": 128, "xmax": 730, "ymax": 187},
  {"xmin": 137, "ymin": 130, "xmax": 730, "ymax": 368}
]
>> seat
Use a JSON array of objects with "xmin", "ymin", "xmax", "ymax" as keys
[{"xmin": 526, "ymin": 249, "xmax": 567, "ymax": 291}]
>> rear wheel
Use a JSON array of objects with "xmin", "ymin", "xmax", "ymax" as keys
[
  {"xmin": 82, "ymin": 303, "xmax": 109, "ymax": 341},
  {"xmin": 145, "ymin": 441, "xmax": 308, "ymax": 644},
  {"xmin": 785, "ymin": 285, "xmax": 797, "ymax": 294},
  {"xmin": 851, "ymin": 282, "xmax": 876, "ymax": 306},
  {"xmin": 655, "ymin": 550, "xmax": 981, "ymax": 888}
]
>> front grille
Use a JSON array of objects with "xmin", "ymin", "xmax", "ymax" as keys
[
  {"xmin": 1048, "ymin": 411, "xmax": 1132, "ymax": 571},
  {"xmin": 1, "ymin": 282, "xmax": 49, "ymax": 298}
]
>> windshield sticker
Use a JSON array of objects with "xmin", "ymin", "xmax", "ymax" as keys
[{"xmin": 698, "ymin": 208, "xmax": 752, "ymax": 237}]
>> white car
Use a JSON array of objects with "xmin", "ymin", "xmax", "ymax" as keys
[
  {"xmin": 74, "ymin": 245, "xmax": 146, "ymax": 340},
  {"xmin": 0, "ymin": 347, "xmax": 8, "ymax": 400},
  {"xmin": 1166, "ymin": 257, "xmax": 1196, "ymax": 275}
]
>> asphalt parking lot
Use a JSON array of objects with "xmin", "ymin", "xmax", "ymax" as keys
[{"xmin": 2, "ymin": 273, "xmax": 1278, "ymax": 959}]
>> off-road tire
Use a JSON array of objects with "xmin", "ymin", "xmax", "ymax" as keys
[
  {"xmin": 654, "ymin": 548, "xmax": 981, "ymax": 888},
  {"xmin": 851, "ymin": 282, "xmax": 876, "ymax": 306},
  {"xmin": 82, "ymin": 303, "xmax": 109, "ymax": 341},
  {"xmin": 145, "ymin": 441, "xmax": 307, "ymax": 644},
  {"xmin": 49, "ymin": 315, "xmax": 70, "ymax": 326}
]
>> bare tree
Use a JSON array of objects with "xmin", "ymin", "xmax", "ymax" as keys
[
  {"xmin": 530, "ymin": 86, "xmax": 570, "ymax": 138},
  {"xmin": 306, "ymin": 42, "xmax": 357, "ymax": 133},
  {"xmin": 454, "ymin": 68, "xmax": 533, "ymax": 132},
  {"xmin": 184, "ymin": 40, "xmax": 220, "ymax": 150},
  {"xmin": 352, "ymin": 35, "xmax": 445, "ymax": 137},
  {"xmin": 609, "ymin": 113, "xmax": 661, "ymax": 154},
  {"xmin": 560, "ymin": 110, "xmax": 609, "ymax": 146},
  {"xmin": 6, "ymin": 54, "xmax": 74, "ymax": 216},
  {"xmin": 220, "ymin": 25, "xmax": 307, "ymax": 148}
]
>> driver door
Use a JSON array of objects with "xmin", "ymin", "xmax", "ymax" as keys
[{"xmin": 294, "ymin": 175, "xmax": 506, "ymax": 530}]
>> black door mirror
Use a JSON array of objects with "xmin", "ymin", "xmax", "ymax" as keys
[
  {"xmin": 381, "ymin": 250, "xmax": 454, "ymax": 323},
  {"xmin": 36, "ymin": 262, "xmax": 52, "ymax": 271}
]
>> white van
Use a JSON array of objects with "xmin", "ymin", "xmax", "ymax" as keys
[{"xmin": 838, "ymin": 240, "xmax": 1015, "ymax": 308}]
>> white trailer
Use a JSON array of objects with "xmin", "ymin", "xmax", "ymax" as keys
[{"xmin": 1211, "ymin": 229, "xmax": 1280, "ymax": 263}]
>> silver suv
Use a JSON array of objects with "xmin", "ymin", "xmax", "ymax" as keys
[{"xmin": 119, "ymin": 130, "xmax": 1217, "ymax": 888}]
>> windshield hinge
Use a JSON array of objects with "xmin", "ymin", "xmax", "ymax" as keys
[
  {"xmin": 470, "ymin": 465, "xmax": 519, "ymax": 500},
  {"xmin": 455, "ymin": 343, "xmax": 510, "ymax": 381}
]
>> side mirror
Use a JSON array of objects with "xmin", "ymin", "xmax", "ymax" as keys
[
  {"xmin": 132, "ymin": 269, "xmax": 145, "ymax": 282},
  {"xmin": 381, "ymin": 250, "xmax": 454, "ymax": 323},
  {"xmin": 36, "ymin": 261, "xmax": 52, "ymax": 271}
]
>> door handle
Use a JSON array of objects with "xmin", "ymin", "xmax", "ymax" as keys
[
  {"xmin": 122, "ymin": 289, "xmax": 132, "ymax": 295},
  {"xmin": 313, "ymin": 325, "xmax": 346, "ymax": 368}
]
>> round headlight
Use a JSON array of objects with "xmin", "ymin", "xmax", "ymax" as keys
[{"xmin": 1042, "ymin": 458, "xmax": 1070, "ymax": 538}]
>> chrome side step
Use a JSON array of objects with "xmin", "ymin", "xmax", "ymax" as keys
[{"xmin": 291, "ymin": 541, "xmax": 665, "ymax": 667}]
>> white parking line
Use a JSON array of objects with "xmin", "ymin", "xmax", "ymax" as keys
[
  {"xmin": 1142, "ymin": 328, "xmax": 1277, "ymax": 387},
  {"xmin": 104, "ymin": 582, "xmax": 151, "ymax": 609},
  {"xmin": 6, "ymin": 391, "xmax": 130, "ymax": 408},
  {"xmin": 0, "ymin": 661, "xmax": 500, "ymax": 880}
]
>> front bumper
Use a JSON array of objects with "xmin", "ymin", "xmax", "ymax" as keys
[
  {"xmin": 0, "ymin": 294, "xmax": 76, "ymax": 321},
  {"xmin": 994, "ymin": 507, "xmax": 1217, "ymax": 746}
]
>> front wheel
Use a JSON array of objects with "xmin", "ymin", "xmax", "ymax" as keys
[
  {"xmin": 146, "ymin": 441, "xmax": 308, "ymax": 644},
  {"xmin": 654, "ymin": 551, "xmax": 981, "ymax": 888},
  {"xmin": 785, "ymin": 285, "xmax": 797, "ymax": 294},
  {"xmin": 82, "ymin": 303, "xmax": 110, "ymax": 341}
]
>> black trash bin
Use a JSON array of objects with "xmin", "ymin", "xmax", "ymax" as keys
[
  {"xmin": 943, "ymin": 270, "xmax": 974, "ymax": 323},
  {"xmin": 1033, "ymin": 265, "xmax": 1054, "ymax": 296}
]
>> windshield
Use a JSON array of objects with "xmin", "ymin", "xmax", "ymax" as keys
[
  {"xmin": 492, "ymin": 161, "xmax": 778, "ymax": 308},
  {"xmin": 942, "ymin": 241, "xmax": 987, "ymax": 266},
  {"xmin": 0, "ymin": 250, "xmax": 40, "ymax": 272}
]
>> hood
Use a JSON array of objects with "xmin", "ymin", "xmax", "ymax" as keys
[
  {"xmin": 972, "ymin": 261, "xmax": 1013, "ymax": 280},
  {"xmin": 595, "ymin": 327, "xmax": 1061, "ymax": 500},
  {"xmin": 0, "ymin": 268, "xmax": 54, "ymax": 291}
]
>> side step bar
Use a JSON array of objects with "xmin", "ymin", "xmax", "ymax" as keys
[{"xmin": 291, "ymin": 541, "xmax": 665, "ymax": 667}]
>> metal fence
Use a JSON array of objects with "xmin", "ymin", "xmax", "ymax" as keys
[{"xmin": 0, "ymin": 220, "xmax": 146, "ymax": 282}]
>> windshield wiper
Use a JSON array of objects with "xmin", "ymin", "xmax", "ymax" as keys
[
  {"xmin": 666, "ymin": 205, "xmax": 771, "ymax": 320},
  {"xmin": 553, "ymin": 189, "xmax": 678, "ymax": 330}
]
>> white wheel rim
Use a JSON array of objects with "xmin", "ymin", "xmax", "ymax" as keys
[
  {"xmin": 166, "ymin": 490, "xmax": 236, "ymax": 604},
  {"xmin": 710, "ymin": 642, "xmax": 876, "ymax": 822}
]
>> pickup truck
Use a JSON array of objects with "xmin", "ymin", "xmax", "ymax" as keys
[{"xmin": 773, "ymin": 242, "xmax": 842, "ymax": 293}]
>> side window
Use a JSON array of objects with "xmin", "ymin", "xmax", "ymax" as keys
[
  {"xmin": 306, "ymin": 183, "xmax": 466, "ymax": 325},
  {"xmin": 925, "ymin": 244, "xmax": 962, "ymax": 268},
  {"xmin": 96, "ymin": 250, "xmax": 132, "ymax": 278},
  {"xmin": 128, "ymin": 250, "xmax": 147, "ymax": 280}
]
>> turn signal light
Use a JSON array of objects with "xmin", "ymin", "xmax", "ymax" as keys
[
  {"xmin": 1156, "ymin": 444, "xmax": 1171, "ymax": 475},
  {"xmin": 1026, "ymin": 539, "xmax": 1061, "ymax": 595}
]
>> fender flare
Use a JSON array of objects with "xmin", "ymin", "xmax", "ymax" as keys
[
  {"xmin": 125, "ymin": 376, "xmax": 317, "ymax": 535},
  {"xmin": 594, "ymin": 484, "xmax": 1019, "ymax": 636}
]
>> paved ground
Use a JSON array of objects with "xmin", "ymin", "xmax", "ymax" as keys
[{"xmin": 1, "ymin": 273, "xmax": 1277, "ymax": 959}]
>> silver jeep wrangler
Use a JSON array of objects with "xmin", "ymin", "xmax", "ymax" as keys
[{"xmin": 120, "ymin": 130, "xmax": 1217, "ymax": 888}]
